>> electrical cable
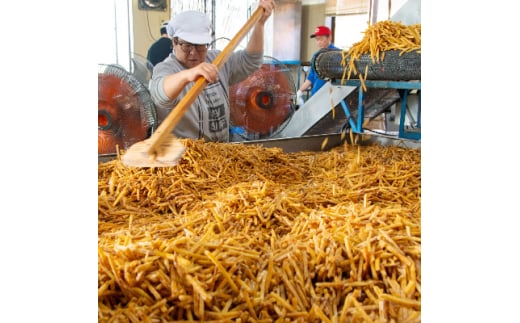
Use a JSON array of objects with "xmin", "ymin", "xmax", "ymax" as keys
[{"xmin": 145, "ymin": 9, "xmax": 157, "ymax": 42}]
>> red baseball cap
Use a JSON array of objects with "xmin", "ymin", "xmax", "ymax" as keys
[{"xmin": 310, "ymin": 25, "xmax": 331, "ymax": 38}]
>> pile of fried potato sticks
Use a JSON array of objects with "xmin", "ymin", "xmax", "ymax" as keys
[{"xmin": 99, "ymin": 139, "xmax": 421, "ymax": 322}]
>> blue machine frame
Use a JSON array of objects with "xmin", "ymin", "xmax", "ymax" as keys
[{"xmin": 337, "ymin": 79, "xmax": 421, "ymax": 140}]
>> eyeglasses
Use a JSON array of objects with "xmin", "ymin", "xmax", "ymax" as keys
[{"xmin": 176, "ymin": 41, "xmax": 209, "ymax": 53}]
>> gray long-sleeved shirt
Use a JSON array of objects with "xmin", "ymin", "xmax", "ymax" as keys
[{"xmin": 149, "ymin": 50, "xmax": 263, "ymax": 142}]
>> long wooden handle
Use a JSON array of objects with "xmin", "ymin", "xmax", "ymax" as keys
[{"xmin": 147, "ymin": 7, "xmax": 265, "ymax": 156}]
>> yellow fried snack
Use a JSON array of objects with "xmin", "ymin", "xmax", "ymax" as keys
[
  {"xmin": 340, "ymin": 21, "xmax": 421, "ymax": 88},
  {"xmin": 99, "ymin": 139, "xmax": 421, "ymax": 322}
]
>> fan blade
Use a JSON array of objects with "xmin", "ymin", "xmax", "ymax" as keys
[
  {"xmin": 98, "ymin": 64, "xmax": 156, "ymax": 155},
  {"xmin": 230, "ymin": 61, "xmax": 296, "ymax": 139}
]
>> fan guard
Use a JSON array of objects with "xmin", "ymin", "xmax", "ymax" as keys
[
  {"xmin": 130, "ymin": 53, "xmax": 154, "ymax": 86},
  {"xmin": 138, "ymin": 0, "xmax": 167, "ymax": 11},
  {"xmin": 230, "ymin": 56, "xmax": 297, "ymax": 141},
  {"xmin": 98, "ymin": 64, "xmax": 157, "ymax": 155}
]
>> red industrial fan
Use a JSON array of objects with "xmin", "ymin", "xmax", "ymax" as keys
[
  {"xmin": 98, "ymin": 64, "xmax": 157, "ymax": 155},
  {"xmin": 229, "ymin": 56, "xmax": 297, "ymax": 140}
]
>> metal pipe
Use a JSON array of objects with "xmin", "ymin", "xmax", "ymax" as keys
[
  {"xmin": 114, "ymin": 0, "xmax": 119, "ymax": 65},
  {"xmin": 126, "ymin": 0, "xmax": 132, "ymax": 71},
  {"xmin": 211, "ymin": 0, "xmax": 216, "ymax": 48},
  {"xmin": 372, "ymin": 0, "xmax": 379, "ymax": 24}
]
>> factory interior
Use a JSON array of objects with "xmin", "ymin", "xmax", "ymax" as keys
[
  {"xmin": 4, "ymin": 1, "xmax": 520, "ymax": 322},
  {"xmin": 98, "ymin": 0, "xmax": 421, "ymax": 157},
  {"xmin": 97, "ymin": 0, "xmax": 423, "ymax": 321}
]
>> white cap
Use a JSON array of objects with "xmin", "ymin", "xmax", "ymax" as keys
[
  {"xmin": 165, "ymin": 21, "xmax": 174, "ymax": 38},
  {"xmin": 169, "ymin": 11, "xmax": 212, "ymax": 44},
  {"xmin": 162, "ymin": 20, "xmax": 174, "ymax": 37}
]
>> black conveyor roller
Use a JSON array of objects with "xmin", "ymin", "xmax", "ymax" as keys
[{"xmin": 312, "ymin": 48, "xmax": 421, "ymax": 81}]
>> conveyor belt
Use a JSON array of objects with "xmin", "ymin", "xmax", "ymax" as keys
[{"xmin": 313, "ymin": 48, "xmax": 421, "ymax": 81}]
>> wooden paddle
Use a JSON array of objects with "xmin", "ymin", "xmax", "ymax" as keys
[{"xmin": 122, "ymin": 7, "xmax": 265, "ymax": 167}]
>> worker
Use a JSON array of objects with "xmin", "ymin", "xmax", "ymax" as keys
[
  {"xmin": 296, "ymin": 25, "xmax": 339, "ymax": 105},
  {"xmin": 149, "ymin": 0, "xmax": 275, "ymax": 142},
  {"xmin": 147, "ymin": 23, "xmax": 173, "ymax": 69}
]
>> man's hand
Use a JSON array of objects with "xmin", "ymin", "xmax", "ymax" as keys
[
  {"xmin": 296, "ymin": 90, "xmax": 304, "ymax": 107},
  {"xmin": 189, "ymin": 62, "xmax": 219, "ymax": 83},
  {"xmin": 258, "ymin": 0, "xmax": 276, "ymax": 24}
]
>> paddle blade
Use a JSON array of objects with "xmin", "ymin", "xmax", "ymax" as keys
[{"xmin": 121, "ymin": 136, "xmax": 186, "ymax": 167}]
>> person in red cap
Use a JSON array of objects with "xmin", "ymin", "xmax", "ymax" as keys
[{"xmin": 297, "ymin": 25, "xmax": 339, "ymax": 105}]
